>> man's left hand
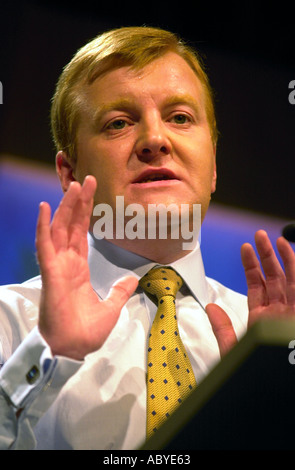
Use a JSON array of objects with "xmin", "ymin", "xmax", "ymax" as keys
[{"xmin": 206, "ymin": 230, "xmax": 295, "ymax": 356}]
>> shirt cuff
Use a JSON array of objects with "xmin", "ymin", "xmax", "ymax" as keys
[{"xmin": 0, "ymin": 326, "xmax": 82, "ymax": 409}]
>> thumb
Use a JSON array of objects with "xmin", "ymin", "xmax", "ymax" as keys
[
  {"xmin": 105, "ymin": 275, "xmax": 139, "ymax": 312},
  {"xmin": 99, "ymin": 276, "xmax": 139, "ymax": 344},
  {"xmin": 206, "ymin": 303, "xmax": 238, "ymax": 357}
]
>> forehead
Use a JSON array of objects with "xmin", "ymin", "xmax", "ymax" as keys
[{"xmin": 82, "ymin": 52, "xmax": 206, "ymax": 111}]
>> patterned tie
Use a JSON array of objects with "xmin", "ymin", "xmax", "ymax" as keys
[{"xmin": 139, "ymin": 266, "xmax": 197, "ymax": 439}]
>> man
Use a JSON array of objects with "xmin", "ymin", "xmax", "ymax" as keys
[{"xmin": 0, "ymin": 26, "xmax": 294, "ymax": 450}]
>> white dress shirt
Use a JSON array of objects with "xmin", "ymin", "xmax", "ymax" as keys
[{"xmin": 0, "ymin": 234, "xmax": 248, "ymax": 450}]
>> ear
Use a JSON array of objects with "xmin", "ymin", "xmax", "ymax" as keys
[
  {"xmin": 56, "ymin": 151, "xmax": 76, "ymax": 193},
  {"xmin": 211, "ymin": 146, "xmax": 217, "ymax": 194}
]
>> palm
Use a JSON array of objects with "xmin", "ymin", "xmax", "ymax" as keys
[
  {"xmin": 242, "ymin": 232, "xmax": 295, "ymax": 326},
  {"xmin": 36, "ymin": 176, "xmax": 138, "ymax": 360},
  {"xmin": 206, "ymin": 230, "xmax": 295, "ymax": 356}
]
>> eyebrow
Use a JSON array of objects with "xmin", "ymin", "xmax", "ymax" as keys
[
  {"xmin": 91, "ymin": 98, "xmax": 137, "ymax": 130},
  {"xmin": 162, "ymin": 94, "xmax": 203, "ymax": 117},
  {"xmin": 90, "ymin": 93, "xmax": 204, "ymax": 130}
]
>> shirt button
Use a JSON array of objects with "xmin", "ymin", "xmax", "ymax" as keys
[{"xmin": 26, "ymin": 365, "xmax": 40, "ymax": 384}]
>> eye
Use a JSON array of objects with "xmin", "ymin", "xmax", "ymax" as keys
[
  {"xmin": 170, "ymin": 114, "xmax": 191, "ymax": 125},
  {"xmin": 107, "ymin": 119, "xmax": 128, "ymax": 130}
]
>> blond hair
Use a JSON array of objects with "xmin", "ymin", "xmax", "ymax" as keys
[{"xmin": 51, "ymin": 26, "xmax": 217, "ymax": 161}]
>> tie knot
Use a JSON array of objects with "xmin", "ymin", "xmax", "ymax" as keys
[{"xmin": 139, "ymin": 266, "xmax": 183, "ymax": 301}]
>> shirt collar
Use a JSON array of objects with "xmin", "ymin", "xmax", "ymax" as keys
[{"xmin": 88, "ymin": 233, "xmax": 209, "ymax": 307}]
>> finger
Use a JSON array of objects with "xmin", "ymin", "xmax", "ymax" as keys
[
  {"xmin": 81, "ymin": 175, "xmax": 97, "ymax": 201},
  {"xmin": 51, "ymin": 181, "xmax": 82, "ymax": 250},
  {"xmin": 254, "ymin": 230, "xmax": 286, "ymax": 303},
  {"xmin": 277, "ymin": 236, "xmax": 295, "ymax": 305},
  {"xmin": 68, "ymin": 176, "xmax": 97, "ymax": 253},
  {"xmin": 35, "ymin": 201, "xmax": 55, "ymax": 270},
  {"xmin": 206, "ymin": 303, "xmax": 238, "ymax": 357},
  {"xmin": 241, "ymin": 241, "xmax": 268, "ymax": 310}
]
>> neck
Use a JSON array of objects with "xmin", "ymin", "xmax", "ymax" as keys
[
  {"xmin": 89, "ymin": 211, "xmax": 200, "ymax": 263},
  {"xmin": 96, "ymin": 236, "xmax": 195, "ymax": 264}
]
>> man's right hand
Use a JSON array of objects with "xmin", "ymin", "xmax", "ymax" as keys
[{"xmin": 35, "ymin": 175, "xmax": 138, "ymax": 360}]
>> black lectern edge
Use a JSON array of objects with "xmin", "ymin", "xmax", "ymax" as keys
[{"xmin": 140, "ymin": 318, "xmax": 295, "ymax": 450}]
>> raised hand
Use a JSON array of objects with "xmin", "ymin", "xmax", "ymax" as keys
[
  {"xmin": 241, "ymin": 230, "xmax": 295, "ymax": 324},
  {"xmin": 206, "ymin": 230, "xmax": 295, "ymax": 357},
  {"xmin": 36, "ymin": 175, "xmax": 138, "ymax": 360}
]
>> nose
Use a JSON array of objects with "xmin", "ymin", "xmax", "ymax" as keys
[{"xmin": 135, "ymin": 115, "xmax": 172, "ymax": 161}]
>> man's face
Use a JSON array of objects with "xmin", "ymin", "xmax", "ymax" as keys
[{"xmin": 72, "ymin": 52, "xmax": 217, "ymax": 223}]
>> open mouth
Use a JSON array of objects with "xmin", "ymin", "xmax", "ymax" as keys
[
  {"xmin": 138, "ymin": 173, "xmax": 176, "ymax": 183},
  {"xmin": 133, "ymin": 169, "xmax": 179, "ymax": 184}
]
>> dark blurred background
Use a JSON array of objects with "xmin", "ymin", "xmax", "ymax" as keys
[{"xmin": 0, "ymin": 1, "xmax": 294, "ymax": 287}]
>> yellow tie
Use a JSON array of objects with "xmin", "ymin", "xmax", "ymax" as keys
[{"xmin": 139, "ymin": 266, "xmax": 197, "ymax": 439}]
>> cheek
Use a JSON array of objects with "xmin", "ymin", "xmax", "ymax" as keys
[
  {"xmin": 177, "ymin": 129, "xmax": 214, "ymax": 162},
  {"xmin": 183, "ymin": 143, "xmax": 215, "ymax": 181},
  {"xmin": 74, "ymin": 141, "xmax": 112, "ymax": 181}
]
